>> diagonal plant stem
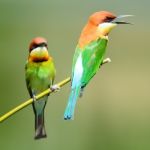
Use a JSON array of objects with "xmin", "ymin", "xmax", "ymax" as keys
[
  {"xmin": 0, "ymin": 57, "xmax": 111, "ymax": 123},
  {"xmin": 0, "ymin": 77, "xmax": 71, "ymax": 123}
]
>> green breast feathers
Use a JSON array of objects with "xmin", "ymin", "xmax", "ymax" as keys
[{"xmin": 25, "ymin": 60, "xmax": 56, "ymax": 92}]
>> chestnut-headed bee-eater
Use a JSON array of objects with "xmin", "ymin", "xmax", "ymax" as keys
[
  {"xmin": 25, "ymin": 37, "xmax": 56, "ymax": 139},
  {"xmin": 64, "ymin": 11, "xmax": 132, "ymax": 120}
]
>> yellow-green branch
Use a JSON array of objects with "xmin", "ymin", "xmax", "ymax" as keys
[{"xmin": 0, "ymin": 77, "xmax": 71, "ymax": 123}]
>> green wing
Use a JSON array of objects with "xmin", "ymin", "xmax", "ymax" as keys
[{"xmin": 80, "ymin": 38, "xmax": 108, "ymax": 87}]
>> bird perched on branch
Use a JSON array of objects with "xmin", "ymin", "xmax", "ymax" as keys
[
  {"xmin": 25, "ymin": 37, "xmax": 57, "ymax": 139},
  {"xmin": 64, "ymin": 11, "xmax": 132, "ymax": 120}
]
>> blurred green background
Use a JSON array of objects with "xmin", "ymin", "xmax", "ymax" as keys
[{"xmin": 0, "ymin": 0, "xmax": 150, "ymax": 149}]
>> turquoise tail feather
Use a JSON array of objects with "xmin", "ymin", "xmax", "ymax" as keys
[{"xmin": 64, "ymin": 85, "xmax": 81, "ymax": 120}]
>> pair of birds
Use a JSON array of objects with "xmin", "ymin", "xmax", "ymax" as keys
[{"xmin": 25, "ymin": 11, "xmax": 131, "ymax": 139}]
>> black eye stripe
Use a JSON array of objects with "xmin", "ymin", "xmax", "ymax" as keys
[
  {"xmin": 30, "ymin": 43, "xmax": 47, "ymax": 51},
  {"xmin": 104, "ymin": 16, "xmax": 116, "ymax": 22},
  {"xmin": 105, "ymin": 17, "xmax": 113, "ymax": 22},
  {"xmin": 38, "ymin": 42, "xmax": 48, "ymax": 47}
]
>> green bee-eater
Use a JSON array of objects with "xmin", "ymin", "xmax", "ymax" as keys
[
  {"xmin": 25, "ymin": 37, "xmax": 56, "ymax": 139},
  {"xmin": 64, "ymin": 11, "xmax": 132, "ymax": 120}
]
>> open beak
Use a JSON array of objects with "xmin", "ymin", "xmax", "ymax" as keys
[{"xmin": 112, "ymin": 15, "xmax": 133, "ymax": 25}]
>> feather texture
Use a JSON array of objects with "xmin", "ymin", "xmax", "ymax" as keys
[
  {"xmin": 64, "ymin": 37, "xmax": 108, "ymax": 120},
  {"xmin": 25, "ymin": 57, "xmax": 56, "ymax": 139}
]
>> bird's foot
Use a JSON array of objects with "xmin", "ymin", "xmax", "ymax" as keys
[
  {"xmin": 32, "ymin": 94, "xmax": 37, "ymax": 102},
  {"xmin": 79, "ymin": 88, "xmax": 84, "ymax": 97},
  {"xmin": 101, "ymin": 58, "xmax": 111, "ymax": 66},
  {"xmin": 50, "ymin": 84, "xmax": 60, "ymax": 92}
]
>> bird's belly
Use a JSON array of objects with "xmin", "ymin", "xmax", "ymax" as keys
[
  {"xmin": 31, "ymin": 77, "xmax": 50, "ymax": 92},
  {"xmin": 29, "ymin": 69, "xmax": 51, "ymax": 93}
]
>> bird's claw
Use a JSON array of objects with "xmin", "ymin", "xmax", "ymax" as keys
[
  {"xmin": 50, "ymin": 84, "xmax": 60, "ymax": 92},
  {"xmin": 101, "ymin": 58, "xmax": 111, "ymax": 66},
  {"xmin": 32, "ymin": 95, "xmax": 37, "ymax": 102}
]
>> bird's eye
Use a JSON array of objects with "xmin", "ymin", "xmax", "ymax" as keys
[{"xmin": 44, "ymin": 43, "xmax": 48, "ymax": 48}]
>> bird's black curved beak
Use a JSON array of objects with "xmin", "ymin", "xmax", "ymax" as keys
[{"xmin": 112, "ymin": 15, "xmax": 133, "ymax": 25}]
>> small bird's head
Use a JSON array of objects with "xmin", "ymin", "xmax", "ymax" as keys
[
  {"xmin": 29, "ymin": 37, "xmax": 48, "ymax": 52},
  {"xmin": 28, "ymin": 37, "xmax": 49, "ymax": 62},
  {"xmin": 79, "ymin": 11, "xmax": 132, "ymax": 47},
  {"xmin": 89, "ymin": 11, "xmax": 116, "ymax": 26},
  {"xmin": 89, "ymin": 11, "xmax": 132, "ymax": 36}
]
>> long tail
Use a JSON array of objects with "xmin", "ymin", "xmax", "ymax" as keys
[
  {"xmin": 32, "ymin": 98, "xmax": 47, "ymax": 139},
  {"xmin": 34, "ymin": 111, "xmax": 46, "ymax": 139},
  {"xmin": 64, "ymin": 85, "xmax": 81, "ymax": 120}
]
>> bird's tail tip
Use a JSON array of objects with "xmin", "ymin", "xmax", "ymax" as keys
[
  {"xmin": 64, "ymin": 85, "xmax": 81, "ymax": 120},
  {"xmin": 34, "ymin": 125, "xmax": 47, "ymax": 140},
  {"xmin": 34, "ymin": 113, "xmax": 47, "ymax": 140},
  {"xmin": 64, "ymin": 99, "xmax": 75, "ymax": 120},
  {"xmin": 34, "ymin": 133, "xmax": 47, "ymax": 140},
  {"xmin": 64, "ymin": 109, "xmax": 72, "ymax": 120},
  {"xmin": 64, "ymin": 114, "xmax": 74, "ymax": 120}
]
